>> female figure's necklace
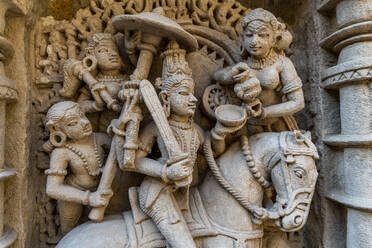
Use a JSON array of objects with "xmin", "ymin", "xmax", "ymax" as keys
[
  {"xmin": 97, "ymin": 74, "xmax": 126, "ymax": 83},
  {"xmin": 246, "ymin": 49, "xmax": 279, "ymax": 70}
]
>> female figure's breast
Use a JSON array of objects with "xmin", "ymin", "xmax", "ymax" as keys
[
  {"xmin": 105, "ymin": 81, "xmax": 122, "ymax": 98},
  {"xmin": 256, "ymin": 65, "xmax": 282, "ymax": 106},
  {"xmin": 256, "ymin": 65, "xmax": 280, "ymax": 90}
]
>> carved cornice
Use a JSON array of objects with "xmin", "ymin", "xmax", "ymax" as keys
[
  {"xmin": 320, "ymin": 21, "xmax": 372, "ymax": 52},
  {"xmin": 0, "ymin": 75, "xmax": 18, "ymax": 101},
  {"xmin": 327, "ymin": 190, "xmax": 372, "ymax": 212},
  {"xmin": 324, "ymin": 134, "xmax": 372, "ymax": 147},
  {"xmin": 0, "ymin": 168, "xmax": 16, "ymax": 182},
  {"xmin": 0, "ymin": 228, "xmax": 17, "ymax": 248},
  {"xmin": 322, "ymin": 57, "xmax": 372, "ymax": 89}
]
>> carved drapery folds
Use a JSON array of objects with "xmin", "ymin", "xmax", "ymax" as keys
[{"xmin": 320, "ymin": 0, "xmax": 372, "ymax": 247}]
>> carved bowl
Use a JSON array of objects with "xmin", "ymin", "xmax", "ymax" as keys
[{"xmin": 215, "ymin": 104, "xmax": 247, "ymax": 127}]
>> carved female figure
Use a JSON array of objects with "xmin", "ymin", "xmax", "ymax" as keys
[
  {"xmin": 44, "ymin": 101, "xmax": 112, "ymax": 234},
  {"xmin": 214, "ymin": 8, "xmax": 304, "ymax": 134}
]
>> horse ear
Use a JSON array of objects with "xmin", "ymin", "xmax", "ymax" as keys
[{"xmin": 303, "ymin": 131, "xmax": 312, "ymax": 140}]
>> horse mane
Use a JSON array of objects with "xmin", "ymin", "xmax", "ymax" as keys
[{"xmin": 248, "ymin": 131, "xmax": 318, "ymax": 172}]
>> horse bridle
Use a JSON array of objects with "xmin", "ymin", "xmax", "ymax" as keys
[
  {"xmin": 269, "ymin": 131, "xmax": 319, "ymax": 229},
  {"xmin": 204, "ymin": 130, "xmax": 318, "ymax": 226}
]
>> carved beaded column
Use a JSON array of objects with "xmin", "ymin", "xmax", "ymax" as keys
[{"xmin": 320, "ymin": 0, "xmax": 372, "ymax": 247}]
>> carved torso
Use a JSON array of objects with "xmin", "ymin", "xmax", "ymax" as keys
[
  {"xmin": 97, "ymin": 76, "xmax": 128, "ymax": 99},
  {"xmin": 62, "ymin": 135, "xmax": 104, "ymax": 190},
  {"xmin": 250, "ymin": 55, "xmax": 292, "ymax": 107}
]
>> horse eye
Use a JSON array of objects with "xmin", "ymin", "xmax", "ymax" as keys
[{"xmin": 294, "ymin": 170, "xmax": 304, "ymax": 179}]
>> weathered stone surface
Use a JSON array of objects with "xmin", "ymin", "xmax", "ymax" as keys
[{"xmin": 0, "ymin": 0, "xmax": 370, "ymax": 247}]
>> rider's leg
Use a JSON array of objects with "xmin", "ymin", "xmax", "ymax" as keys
[{"xmin": 140, "ymin": 187, "xmax": 196, "ymax": 248}]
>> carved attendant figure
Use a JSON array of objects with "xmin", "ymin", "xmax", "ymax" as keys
[
  {"xmin": 44, "ymin": 101, "xmax": 112, "ymax": 234},
  {"xmin": 214, "ymin": 8, "xmax": 304, "ymax": 133},
  {"xmin": 61, "ymin": 33, "xmax": 138, "ymax": 113}
]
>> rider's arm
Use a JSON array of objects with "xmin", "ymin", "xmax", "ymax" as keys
[
  {"xmin": 210, "ymin": 128, "xmax": 226, "ymax": 157},
  {"xmin": 130, "ymin": 122, "xmax": 163, "ymax": 178}
]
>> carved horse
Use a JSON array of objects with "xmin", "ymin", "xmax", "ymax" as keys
[{"xmin": 56, "ymin": 131, "xmax": 318, "ymax": 248}]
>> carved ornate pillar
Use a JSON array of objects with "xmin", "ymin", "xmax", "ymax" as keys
[
  {"xmin": 0, "ymin": 38, "xmax": 17, "ymax": 246},
  {"xmin": 0, "ymin": 0, "xmax": 26, "ymax": 246},
  {"xmin": 320, "ymin": 0, "xmax": 372, "ymax": 247}
]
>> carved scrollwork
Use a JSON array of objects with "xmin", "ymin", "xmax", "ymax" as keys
[{"xmin": 35, "ymin": 0, "xmax": 249, "ymax": 88}]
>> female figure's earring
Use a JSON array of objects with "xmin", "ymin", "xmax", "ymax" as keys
[{"xmin": 239, "ymin": 42, "xmax": 248, "ymax": 59}]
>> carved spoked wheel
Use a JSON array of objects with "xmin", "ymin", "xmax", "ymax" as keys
[{"xmin": 202, "ymin": 84, "xmax": 240, "ymax": 119}]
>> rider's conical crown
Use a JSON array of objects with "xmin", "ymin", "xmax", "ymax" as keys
[{"xmin": 156, "ymin": 40, "xmax": 193, "ymax": 91}]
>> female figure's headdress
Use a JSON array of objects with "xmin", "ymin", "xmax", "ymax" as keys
[{"xmin": 241, "ymin": 8, "xmax": 293, "ymax": 55}]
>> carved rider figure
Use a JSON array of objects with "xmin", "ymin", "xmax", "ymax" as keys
[
  {"xmin": 121, "ymin": 42, "xmax": 203, "ymax": 248},
  {"xmin": 44, "ymin": 101, "xmax": 112, "ymax": 234},
  {"xmin": 214, "ymin": 8, "xmax": 304, "ymax": 134}
]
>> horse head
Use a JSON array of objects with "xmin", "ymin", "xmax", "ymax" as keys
[{"xmin": 268, "ymin": 131, "xmax": 318, "ymax": 232}]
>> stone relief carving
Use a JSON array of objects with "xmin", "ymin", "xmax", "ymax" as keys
[
  {"xmin": 209, "ymin": 8, "xmax": 304, "ymax": 135},
  {"xmin": 44, "ymin": 101, "xmax": 112, "ymax": 235},
  {"xmin": 0, "ymin": 1, "xmax": 26, "ymax": 246},
  {"xmin": 32, "ymin": 1, "xmax": 319, "ymax": 247}
]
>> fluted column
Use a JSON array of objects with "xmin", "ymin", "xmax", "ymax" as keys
[{"xmin": 320, "ymin": 1, "xmax": 372, "ymax": 247}]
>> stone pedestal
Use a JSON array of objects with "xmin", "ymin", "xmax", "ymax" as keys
[{"xmin": 321, "ymin": 0, "xmax": 372, "ymax": 247}]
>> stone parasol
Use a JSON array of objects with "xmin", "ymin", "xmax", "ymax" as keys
[
  {"xmin": 112, "ymin": 10, "xmax": 198, "ymax": 52},
  {"xmin": 112, "ymin": 8, "xmax": 198, "ymax": 81}
]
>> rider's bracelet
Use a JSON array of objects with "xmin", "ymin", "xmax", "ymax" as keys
[
  {"xmin": 211, "ymin": 128, "xmax": 226, "ymax": 141},
  {"xmin": 161, "ymin": 164, "xmax": 169, "ymax": 184},
  {"xmin": 83, "ymin": 190, "xmax": 91, "ymax": 205},
  {"xmin": 93, "ymin": 102, "xmax": 105, "ymax": 111}
]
